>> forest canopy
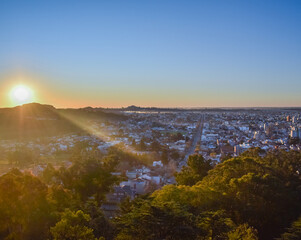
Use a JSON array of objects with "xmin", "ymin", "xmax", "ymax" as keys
[{"xmin": 0, "ymin": 149, "xmax": 301, "ymax": 239}]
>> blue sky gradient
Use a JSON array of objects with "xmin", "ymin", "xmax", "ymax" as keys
[{"xmin": 1, "ymin": 0, "xmax": 300, "ymax": 107}]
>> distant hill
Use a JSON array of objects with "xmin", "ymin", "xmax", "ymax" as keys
[
  {"xmin": 0, "ymin": 103, "xmax": 126, "ymax": 140},
  {"xmin": 108, "ymin": 105, "xmax": 301, "ymax": 112}
]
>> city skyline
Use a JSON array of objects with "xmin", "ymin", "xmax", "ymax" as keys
[{"xmin": 1, "ymin": 0, "xmax": 301, "ymax": 108}]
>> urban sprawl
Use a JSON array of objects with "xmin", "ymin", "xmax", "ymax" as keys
[{"xmin": 0, "ymin": 109, "xmax": 300, "ymax": 217}]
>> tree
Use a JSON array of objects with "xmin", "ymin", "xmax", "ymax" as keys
[
  {"xmin": 150, "ymin": 140, "xmax": 161, "ymax": 152},
  {"xmin": 227, "ymin": 224, "xmax": 258, "ymax": 240},
  {"xmin": 171, "ymin": 132, "xmax": 184, "ymax": 142},
  {"xmin": 279, "ymin": 216, "xmax": 301, "ymax": 240},
  {"xmin": 41, "ymin": 163, "xmax": 57, "ymax": 184},
  {"xmin": 102, "ymin": 154, "xmax": 120, "ymax": 172},
  {"xmin": 116, "ymin": 194, "xmax": 242, "ymax": 240},
  {"xmin": 84, "ymin": 200, "xmax": 115, "ymax": 240},
  {"xmin": 201, "ymin": 153, "xmax": 301, "ymax": 239},
  {"xmin": 7, "ymin": 146, "xmax": 38, "ymax": 166},
  {"xmin": 138, "ymin": 138, "xmax": 147, "ymax": 151},
  {"xmin": 55, "ymin": 157, "xmax": 120, "ymax": 204},
  {"xmin": 131, "ymin": 139, "xmax": 136, "ymax": 147},
  {"xmin": 115, "ymin": 199, "xmax": 199, "ymax": 240},
  {"xmin": 175, "ymin": 154, "xmax": 212, "ymax": 186},
  {"xmin": 170, "ymin": 149, "xmax": 180, "ymax": 161},
  {"xmin": 155, "ymin": 151, "xmax": 301, "ymax": 239},
  {"xmin": 48, "ymin": 184, "xmax": 79, "ymax": 213},
  {"xmin": 161, "ymin": 148, "xmax": 169, "ymax": 165},
  {"xmin": 50, "ymin": 210, "xmax": 96, "ymax": 240},
  {"xmin": 196, "ymin": 210, "xmax": 235, "ymax": 240},
  {"xmin": 70, "ymin": 140, "xmax": 103, "ymax": 163},
  {"xmin": 1, "ymin": 148, "xmax": 301, "ymax": 240},
  {"xmin": 0, "ymin": 169, "xmax": 53, "ymax": 240}
]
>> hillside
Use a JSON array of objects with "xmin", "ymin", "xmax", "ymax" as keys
[{"xmin": 0, "ymin": 103, "xmax": 125, "ymax": 139}]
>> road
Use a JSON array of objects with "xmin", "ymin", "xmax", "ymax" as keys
[{"xmin": 177, "ymin": 114, "xmax": 204, "ymax": 171}]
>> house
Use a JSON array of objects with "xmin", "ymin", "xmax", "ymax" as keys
[{"xmin": 101, "ymin": 185, "xmax": 135, "ymax": 218}]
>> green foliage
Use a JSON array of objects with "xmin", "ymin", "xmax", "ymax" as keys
[
  {"xmin": 70, "ymin": 141, "xmax": 103, "ymax": 163},
  {"xmin": 0, "ymin": 169, "xmax": 53, "ymax": 240},
  {"xmin": 116, "ymin": 195, "xmax": 243, "ymax": 240},
  {"xmin": 102, "ymin": 154, "xmax": 120, "ymax": 172},
  {"xmin": 7, "ymin": 146, "xmax": 39, "ymax": 166},
  {"xmin": 240, "ymin": 147, "xmax": 266, "ymax": 158},
  {"xmin": 84, "ymin": 200, "xmax": 115, "ymax": 240},
  {"xmin": 1, "ymin": 149, "xmax": 301, "ymax": 240},
  {"xmin": 196, "ymin": 210, "xmax": 235, "ymax": 240},
  {"xmin": 279, "ymin": 216, "xmax": 301, "ymax": 240},
  {"xmin": 175, "ymin": 154, "xmax": 213, "ymax": 186},
  {"xmin": 150, "ymin": 150, "xmax": 301, "ymax": 239},
  {"xmin": 138, "ymin": 138, "xmax": 147, "ymax": 151},
  {"xmin": 202, "ymin": 154, "xmax": 301, "ymax": 239},
  {"xmin": 131, "ymin": 138, "xmax": 136, "ymax": 147},
  {"xmin": 227, "ymin": 223, "xmax": 258, "ymax": 240},
  {"xmin": 161, "ymin": 148, "xmax": 169, "ymax": 165},
  {"xmin": 151, "ymin": 184, "xmax": 221, "ymax": 210},
  {"xmin": 107, "ymin": 146, "xmax": 153, "ymax": 166},
  {"xmin": 150, "ymin": 140, "xmax": 161, "ymax": 152},
  {"xmin": 169, "ymin": 149, "xmax": 180, "ymax": 161},
  {"xmin": 56, "ymin": 158, "xmax": 120, "ymax": 204},
  {"xmin": 170, "ymin": 132, "xmax": 184, "ymax": 142},
  {"xmin": 41, "ymin": 163, "xmax": 56, "ymax": 184},
  {"xmin": 115, "ymin": 199, "xmax": 200, "ymax": 240},
  {"xmin": 48, "ymin": 184, "xmax": 79, "ymax": 213},
  {"xmin": 0, "ymin": 150, "xmax": 121, "ymax": 239},
  {"xmin": 50, "ymin": 210, "xmax": 96, "ymax": 240}
]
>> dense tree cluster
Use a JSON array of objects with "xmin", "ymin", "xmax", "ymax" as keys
[
  {"xmin": 0, "ymin": 150, "xmax": 119, "ymax": 240},
  {"xmin": 1, "ymin": 148, "xmax": 301, "ymax": 239},
  {"xmin": 175, "ymin": 154, "xmax": 213, "ymax": 186},
  {"xmin": 116, "ymin": 149, "xmax": 301, "ymax": 240}
]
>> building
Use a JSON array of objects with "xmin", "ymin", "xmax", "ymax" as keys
[{"xmin": 290, "ymin": 127, "xmax": 299, "ymax": 139}]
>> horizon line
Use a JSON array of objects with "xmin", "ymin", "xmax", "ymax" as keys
[{"xmin": 3, "ymin": 102, "xmax": 301, "ymax": 110}]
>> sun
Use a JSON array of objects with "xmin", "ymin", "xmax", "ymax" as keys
[{"xmin": 10, "ymin": 85, "xmax": 34, "ymax": 105}]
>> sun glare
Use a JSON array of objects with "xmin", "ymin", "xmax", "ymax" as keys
[{"xmin": 10, "ymin": 85, "xmax": 34, "ymax": 105}]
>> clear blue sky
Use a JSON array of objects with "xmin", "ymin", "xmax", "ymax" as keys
[{"xmin": 0, "ymin": 0, "xmax": 300, "ymax": 107}]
